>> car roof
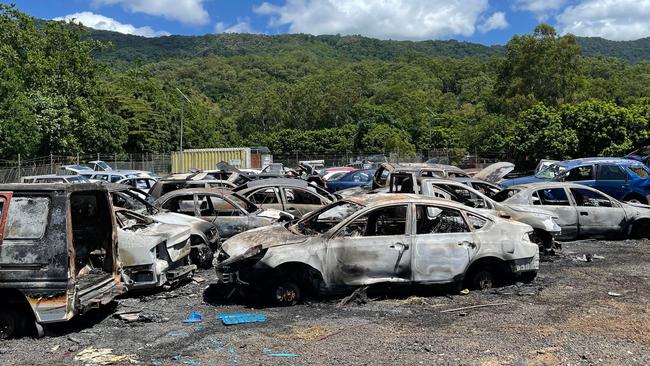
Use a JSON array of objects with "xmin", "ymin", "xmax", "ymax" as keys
[
  {"xmin": 344, "ymin": 192, "xmax": 475, "ymax": 209},
  {"xmin": 0, "ymin": 182, "xmax": 108, "ymax": 192},
  {"xmin": 506, "ymin": 182, "xmax": 599, "ymax": 190},
  {"xmin": 158, "ymin": 187, "xmax": 234, "ymax": 198},
  {"xmin": 241, "ymin": 178, "xmax": 308, "ymax": 189},
  {"xmin": 558, "ymin": 157, "xmax": 644, "ymax": 168}
]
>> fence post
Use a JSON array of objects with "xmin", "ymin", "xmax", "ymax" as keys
[
  {"xmin": 129, "ymin": 154, "xmax": 133, "ymax": 170},
  {"xmin": 76, "ymin": 153, "xmax": 80, "ymax": 165},
  {"xmin": 17, "ymin": 154, "xmax": 21, "ymax": 181},
  {"xmin": 50, "ymin": 153, "xmax": 53, "ymax": 174}
]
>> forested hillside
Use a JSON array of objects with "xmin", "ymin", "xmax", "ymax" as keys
[
  {"xmin": 89, "ymin": 29, "xmax": 650, "ymax": 67},
  {"xmin": 1, "ymin": 5, "xmax": 650, "ymax": 169}
]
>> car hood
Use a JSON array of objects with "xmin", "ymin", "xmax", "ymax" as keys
[
  {"xmin": 257, "ymin": 208, "xmax": 293, "ymax": 220},
  {"xmin": 474, "ymin": 162, "xmax": 515, "ymax": 183},
  {"xmin": 220, "ymin": 224, "xmax": 307, "ymax": 260},
  {"xmin": 118, "ymin": 223, "xmax": 191, "ymax": 265}
]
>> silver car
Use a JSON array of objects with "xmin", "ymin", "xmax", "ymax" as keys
[
  {"xmin": 419, "ymin": 178, "xmax": 561, "ymax": 251},
  {"xmin": 493, "ymin": 182, "xmax": 650, "ymax": 240},
  {"xmin": 215, "ymin": 194, "xmax": 539, "ymax": 306}
]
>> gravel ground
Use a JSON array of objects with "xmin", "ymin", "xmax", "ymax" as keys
[{"xmin": 1, "ymin": 239, "xmax": 649, "ymax": 366}]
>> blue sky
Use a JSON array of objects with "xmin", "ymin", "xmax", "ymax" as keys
[{"xmin": 8, "ymin": 1, "xmax": 650, "ymax": 44}]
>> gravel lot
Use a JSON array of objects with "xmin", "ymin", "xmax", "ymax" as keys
[{"xmin": 1, "ymin": 239, "xmax": 649, "ymax": 366}]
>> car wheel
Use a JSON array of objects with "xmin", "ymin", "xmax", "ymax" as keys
[
  {"xmin": 624, "ymin": 195, "xmax": 647, "ymax": 204},
  {"xmin": 270, "ymin": 281, "xmax": 301, "ymax": 307},
  {"xmin": 519, "ymin": 271, "xmax": 537, "ymax": 284},
  {"xmin": 190, "ymin": 243, "xmax": 214, "ymax": 270},
  {"xmin": 469, "ymin": 268, "xmax": 495, "ymax": 290},
  {"xmin": 0, "ymin": 307, "xmax": 18, "ymax": 339}
]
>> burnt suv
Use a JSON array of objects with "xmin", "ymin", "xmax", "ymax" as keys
[{"xmin": 0, "ymin": 184, "xmax": 124, "ymax": 338}]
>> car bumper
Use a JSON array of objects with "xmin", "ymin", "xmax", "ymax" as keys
[{"xmin": 509, "ymin": 253, "xmax": 539, "ymax": 274}]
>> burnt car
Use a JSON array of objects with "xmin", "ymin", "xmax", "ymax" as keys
[
  {"xmin": 419, "ymin": 178, "xmax": 561, "ymax": 251},
  {"xmin": 493, "ymin": 182, "xmax": 650, "ymax": 240},
  {"xmin": 215, "ymin": 194, "xmax": 539, "ymax": 306},
  {"xmin": 115, "ymin": 208, "xmax": 196, "ymax": 290},
  {"xmin": 0, "ymin": 184, "xmax": 124, "ymax": 338},
  {"xmin": 149, "ymin": 172, "xmax": 245, "ymax": 199},
  {"xmin": 233, "ymin": 178, "xmax": 336, "ymax": 218},
  {"xmin": 106, "ymin": 184, "xmax": 219, "ymax": 269},
  {"xmin": 154, "ymin": 188, "xmax": 292, "ymax": 239}
]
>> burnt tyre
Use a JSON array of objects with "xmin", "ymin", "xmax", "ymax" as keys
[
  {"xmin": 0, "ymin": 306, "xmax": 18, "ymax": 339},
  {"xmin": 529, "ymin": 230, "xmax": 554, "ymax": 254},
  {"xmin": 468, "ymin": 267, "xmax": 497, "ymax": 290},
  {"xmin": 269, "ymin": 281, "xmax": 301, "ymax": 307},
  {"xmin": 519, "ymin": 271, "xmax": 537, "ymax": 284},
  {"xmin": 190, "ymin": 240, "xmax": 214, "ymax": 270}
]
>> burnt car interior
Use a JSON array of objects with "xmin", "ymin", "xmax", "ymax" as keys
[
  {"xmin": 294, "ymin": 201, "xmax": 361, "ymax": 235},
  {"xmin": 198, "ymin": 195, "xmax": 243, "ymax": 217},
  {"xmin": 249, "ymin": 188, "xmax": 280, "ymax": 205},
  {"xmin": 70, "ymin": 191, "xmax": 114, "ymax": 287},
  {"xmin": 532, "ymin": 188, "xmax": 571, "ymax": 206},
  {"xmin": 162, "ymin": 195, "xmax": 196, "ymax": 215},
  {"xmin": 341, "ymin": 205, "xmax": 406, "ymax": 237},
  {"xmin": 416, "ymin": 206, "xmax": 470, "ymax": 234}
]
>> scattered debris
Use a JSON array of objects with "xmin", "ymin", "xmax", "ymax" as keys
[
  {"xmin": 608, "ymin": 292, "xmax": 623, "ymax": 297},
  {"xmin": 192, "ymin": 276, "xmax": 207, "ymax": 284},
  {"xmin": 263, "ymin": 349, "xmax": 300, "ymax": 358},
  {"xmin": 114, "ymin": 311, "xmax": 141, "ymax": 322},
  {"xmin": 217, "ymin": 313, "xmax": 267, "ymax": 325},
  {"xmin": 171, "ymin": 354, "xmax": 182, "ymax": 361},
  {"xmin": 183, "ymin": 312, "xmax": 203, "ymax": 323},
  {"xmin": 74, "ymin": 347, "xmax": 137, "ymax": 365},
  {"xmin": 460, "ymin": 289, "xmax": 470, "ymax": 295},
  {"xmin": 337, "ymin": 286, "xmax": 370, "ymax": 307},
  {"xmin": 440, "ymin": 303, "xmax": 508, "ymax": 313}
]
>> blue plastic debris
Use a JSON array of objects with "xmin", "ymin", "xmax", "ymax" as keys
[
  {"xmin": 183, "ymin": 312, "xmax": 203, "ymax": 323},
  {"xmin": 263, "ymin": 348, "xmax": 299, "ymax": 357},
  {"xmin": 193, "ymin": 325, "xmax": 206, "ymax": 331},
  {"xmin": 184, "ymin": 359, "xmax": 200, "ymax": 365},
  {"xmin": 151, "ymin": 359, "xmax": 163, "ymax": 365},
  {"xmin": 216, "ymin": 313, "xmax": 266, "ymax": 325},
  {"xmin": 171, "ymin": 354, "xmax": 182, "ymax": 361}
]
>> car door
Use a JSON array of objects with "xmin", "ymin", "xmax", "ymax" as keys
[
  {"xmin": 568, "ymin": 187, "xmax": 627, "ymax": 239},
  {"xmin": 411, "ymin": 204, "xmax": 475, "ymax": 283},
  {"xmin": 281, "ymin": 187, "xmax": 328, "ymax": 218},
  {"xmin": 594, "ymin": 164, "xmax": 629, "ymax": 200},
  {"xmin": 244, "ymin": 187, "xmax": 284, "ymax": 212},
  {"xmin": 198, "ymin": 194, "xmax": 249, "ymax": 238},
  {"xmin": 326, "ymin": 204, "xmax": 411, "ymax": 285},
  {"xmin": 530, "ymin": 187, "xmax": 578, "ymax": 240}
]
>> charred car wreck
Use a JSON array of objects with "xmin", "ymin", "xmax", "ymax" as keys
[
  {"xmin": 0, "ymin": 184, "xmax": 124, "ymax": 339},
  {"xmin": 215, "ymin": 194, "xmax": 539, "ymax": 305}
]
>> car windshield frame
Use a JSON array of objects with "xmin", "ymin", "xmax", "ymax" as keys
[
  {"xmin": 226, "ymin": 192, "xmax": 259, "ymax": 214},
  {"xmin": 290, "ymin": 201, "xmax": 363, "ymax": 236},
  {"xmin": 534, "ymin": 163, "xmax": 566, "ymax": 179}
]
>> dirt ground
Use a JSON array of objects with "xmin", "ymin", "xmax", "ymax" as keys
[{"xmin": 1, "ymin": 239, "xmax": 649, "ymax": 366}]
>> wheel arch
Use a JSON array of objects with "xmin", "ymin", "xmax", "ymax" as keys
[{"xmin": 269, "ymin": 261, "xmax": 325, "ymax": 295}]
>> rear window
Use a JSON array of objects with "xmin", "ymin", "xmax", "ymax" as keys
[
  {"xmin": 5, "ymin": 196, "xmax": 50, "ymax": 239},
  {"xmin": 629, "ymin": 166, "xmax": 650, "ymax": 178}
]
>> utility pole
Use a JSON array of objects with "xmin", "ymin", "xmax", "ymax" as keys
[{"xmin": 175, "ymin": 88, "xmax": 192, "ymax": 173}]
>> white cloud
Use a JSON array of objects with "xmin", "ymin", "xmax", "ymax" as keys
[
  {"xmin": 54, "ymin": 12, "xmax": 170, "ymax": 37},
  {"xmin": 215, "ymin": 18, "xmax": 255, "ymax": 34},
  {"xmin": 92, "ymin": 0, "xmax": 209, "ymax": 25},
  {"xmin": 557, "ymin": 0, "xmax": 650, "ymax": 40},
  {"xmin": 514, "ymin": 0, "xmax": 567, "ymax": 19},
  {"xmin": 478, "ymin": 12, "xmax": 508, "ymax": 33},
  {"xmin": 255, "ymin": 0, "xmax": 490, "ymax": 40}
]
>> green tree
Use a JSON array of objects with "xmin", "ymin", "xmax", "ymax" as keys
[{"xmin": 496, "ymin": 24, "xmax": 582, "ymax": 114}]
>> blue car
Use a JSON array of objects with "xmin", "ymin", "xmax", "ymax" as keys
[
  {"xmin": 500, "ymin": 158, "xmax": 650, "ymax": 203},
  {"xmin": 326, "ymin": 169, "xmax": 376, "ymax": 193}
]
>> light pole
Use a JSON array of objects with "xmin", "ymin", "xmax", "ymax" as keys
[{"xmin": 175, "ymin": 88, "xmax": 192, "ymax": 172}]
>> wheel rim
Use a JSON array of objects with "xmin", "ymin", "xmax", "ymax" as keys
[
  {"xmin": 475, "ymin": 271, "xmax": 493, "ymax": 290},
  {"xmin": 275, "ymin": 283, "xmax": 299, "ymax": 305},
  {"xmin": 627, "ymin": 198, "xmax": 642, "ymax": 204}
]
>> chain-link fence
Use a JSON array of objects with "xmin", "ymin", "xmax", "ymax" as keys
[
  {"xmin": 0, "ymin": 149, "xmax": 514, "ymax": 183},
  {"xmin": 0, "ymin": 153, "xmax": 172, "ymax": 183}
]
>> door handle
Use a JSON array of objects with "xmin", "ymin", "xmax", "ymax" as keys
[
  {"xmin": 390, "ymin": 242, "xmax": 409, "ymax": 250},
  {"xmin": 287, "ymin": 207, "xmax": 297, "ymax": 211},
  {"xmin": 458, "ymin": 241, "xmax": 476, "ymax": 248},
  {"xmin": 580, "ymin": 211, "xmax": 589, "ymax": 216}
]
